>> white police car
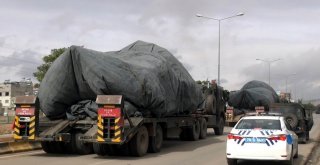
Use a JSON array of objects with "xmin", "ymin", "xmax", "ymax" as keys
[{"xmin": 226, "ymin": 114, "xmax": 298, "ymax": 165}]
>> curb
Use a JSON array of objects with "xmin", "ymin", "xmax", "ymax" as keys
[{"xmin": 0, "ymin": 141, "xmax": 41, "ymax": 154}]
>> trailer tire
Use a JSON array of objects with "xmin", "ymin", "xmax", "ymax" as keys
[
  {"xmin": 214, "ymin": 117, "xmax": 225, "ymax": 135},
  {"xmin": 148, "ymin": 125, "xmax": 163, "ymax": 153},
  {"xmin": 187, "ymin": 120, "xmax": 200, "ymax": 141},
  {"xmin": 114, "ymin": 143, "xmax": 131, "ymax": 156},
  {"xmin": 93, "ymin": 143, "xmax": 107, "ymax": 156},
  {"xmin": 129, "ymin": 125, "xmax": 149, "ymax": 157},
  {"xmin": 73, "ymin": 132, "xmax": 93, "ymax": 155},
  {"xmin": 53, "ymin": 142, "xmax": 65, "ymax": 153},
  {"xmin": 199, "ymin": 118, "xmax": 207, "ymax": 139},
  {"xmin": 41, "ymin": 142, "xmax": 54, "ymax": 153}
]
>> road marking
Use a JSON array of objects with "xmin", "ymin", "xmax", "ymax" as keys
[{"xmin": 0, "ymin": 151, "xmax": 43, "ymax": 159}]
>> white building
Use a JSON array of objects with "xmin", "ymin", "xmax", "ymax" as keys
[{"xmin": 0, "ymin": 79, "xmax": 33, "ymax": 115}]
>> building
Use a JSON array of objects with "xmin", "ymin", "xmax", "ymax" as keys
[{"xmin": 0, "ymin": 79, "xmax": 33, "ymax": 116}]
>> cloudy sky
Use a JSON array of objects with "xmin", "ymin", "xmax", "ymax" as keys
[{"xmin": 0, "ymin": 0, "xmax": 319, "ymax": 101}]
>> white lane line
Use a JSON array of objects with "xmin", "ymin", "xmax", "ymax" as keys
[{"xmin": 0, "ymin": 151, "xmax": 44, "ymax": 159}]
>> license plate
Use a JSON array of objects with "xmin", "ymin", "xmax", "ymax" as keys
[{"xmin": 245, "ymin": 137, "xmax": 266, "ymax": 143}]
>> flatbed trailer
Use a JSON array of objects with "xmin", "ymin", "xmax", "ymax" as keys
[
  {"xmin": 13, "ymin": 90, "xmax": 226, "ymax": 156},
  {"xmin": 85, "ymin": 95, "xmax": 225, "ymax": 156}
]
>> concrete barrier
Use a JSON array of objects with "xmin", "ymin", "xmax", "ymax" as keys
[
  {"xmin": 0, "ymin": 141, "xmax": 41, "ymax": 154},
  {"xmin": 0, "ymin": 134, "xmax": 41, "ymax": 154}
]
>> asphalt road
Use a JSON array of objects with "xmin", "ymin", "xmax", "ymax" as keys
[{"xmin": 0, "ymin": 114, "xmax": 319, "ymax": 165}]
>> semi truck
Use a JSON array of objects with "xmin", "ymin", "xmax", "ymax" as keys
[{"xmin": 13, "ymin": 82, "xmax": 227, "ymax": 156}]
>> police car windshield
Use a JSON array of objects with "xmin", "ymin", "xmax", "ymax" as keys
[{"xmin": 236, "ymin": 119, "xmax": 281, "ymax": 130}]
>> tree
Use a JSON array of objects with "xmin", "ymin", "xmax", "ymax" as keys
[
  {"xmin": 33, "ymin": 48, "xmax": 67, "ymax": 82},
  {"xmin": 303, "ymin": 102, "xmax": 316, "ymax": 111}
]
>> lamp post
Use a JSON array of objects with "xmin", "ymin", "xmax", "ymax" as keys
[
  {"xmin": 256, "ymin": 58, "xmax": 281, "ymax": 85},
  {"xmin": 196, "ymin": 12, "xmax": 244, "ymax": 85}
]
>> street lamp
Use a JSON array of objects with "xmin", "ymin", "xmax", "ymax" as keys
[
  {"xmin": 256, "ymin": 58, "xmax": 281, "ymax": 85},
  {"xmin": 196, "ymin": 12, "xmax": 244, "ymax": 85}
]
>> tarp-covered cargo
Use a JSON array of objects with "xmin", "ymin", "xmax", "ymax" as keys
[
  {"xmin": 38, "ymin": 41, "xmax": 203, "ymax": 119},
  {"xmin": 228, "ymin": 80, "xmax": 279, "ymax": 110}
]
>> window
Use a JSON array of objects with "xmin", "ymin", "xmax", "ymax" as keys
[
  {"xmin": 5, "ymin": 92, "xmax": 9, "ymax": 96},
  {"xmin": 236, "ymin": 119, "xmax": 281, "ymax": 130},
  {"xmin": 5, "ymin": 100, "xmax": 9, "ymax": 103},
  {"xmin": 0, "ymin": 92, "xmax": 2, "ymax": 96}
]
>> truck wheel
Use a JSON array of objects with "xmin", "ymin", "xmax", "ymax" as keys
[
  {"xmin": 129, "ymin": 125, "xmax": 149, "ymax": 156},
  {"xmin": 103, "ymin": 144, "xmax": 117, "ymax": 156},
  {"xmin": 114, "ymin": 143, "xmax": 131, "ymax": 156},
  {"xmin": 93, "ymin": 143, "xmax": 107, "ymax": 156},
  {"xmin": 41, "ymin": 141, "xmax": 64, "ymax": 154},
  {"xmin": 64, "ymin": 140, "xmax": 76, "ymax": 154},
  {"xmin": 299, "ymin": 132, "xmax": 307, "ymax": 144},
  {"xmin": 187, "ymin": 120, "xmax": 200, "ymax": 141},
  {"xmin": 214, "ymin": 118, "xmax": 225, "ymax": 135},
  {"xmin": 199, "ymin": 118, "xmax": 207, "ymax": 139},
  {"xmin": 227, "ymin": 158, "xmax": 237, "ymax": 165},
  {"xmin": 41, "ymin": 142, "xmax": 54, "ymax": 153},
  {"xmin": 73, "ymin": 132, "xmax": 93, "ymax": 155},
  {"xmin": 205, "ymin": 95, "xmax": 216, "ymax": 115},
  {"xmin": 53, "ymin": 142, "xmax": 65, "ymax": 153},
  {"xmin": 306, "ymin": 131, "xmax": 310, "ymax": 141},
  {"xmin": 148, "ymin": 125, "xmax": 163, "ymax": 153}
]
